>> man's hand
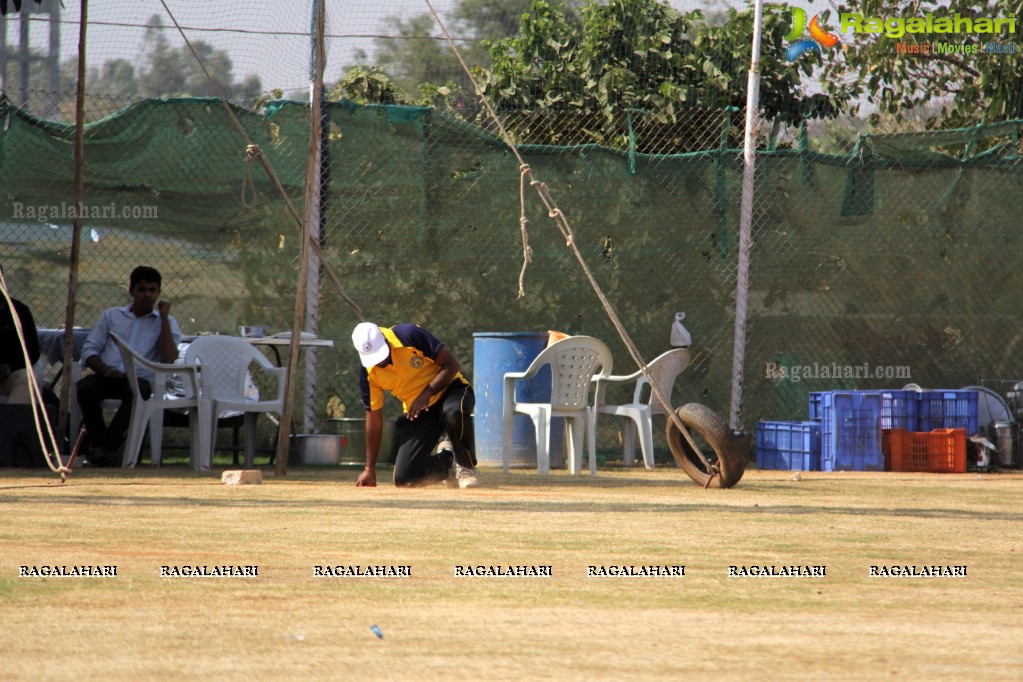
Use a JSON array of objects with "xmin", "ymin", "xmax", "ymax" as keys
[
  {"xmin": 103, "ymin": 368, "xmax": 126, "ymax": 380},
  {"xmin": 407, "ymin": 390, "xmax": 432, "ymax": 420},
  {"xmin": 355, "ymin": 467, "xmax": 377, "ymax": 487},
  {"xmin": 157, "ymin": 300, "xmax": 172, "ymax": 318}
]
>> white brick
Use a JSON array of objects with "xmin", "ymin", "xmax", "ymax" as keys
[{"xmin": 221, "ymin": 470, "xmax": 263, "ymax": 485}]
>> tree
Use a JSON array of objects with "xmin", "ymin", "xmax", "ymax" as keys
[
  {"xmin": 471, "ymin": 0, "xmax": 845, "ymax": 149},
  {"xmin": 821, "ymin": 0, "xmax": 1023, "ymax": 127},
  {"xmin": 133, "ymin": 15, "xmax": 262, "ymax": 102},
  {"xmin": 370, "ymin": 13, "xmax": 467, "ymax": 96},
  {"xmin": 138, "ymin": 17, "xmax": 188, "ymax": 97},
  {"xmin": 91, "ymin": 59, "xmax": 138, "ymax": 99},
  {"xmin": 450, "ymin": 0, "xmax": 541, "ymax": 38},
  {"xmin": 351, "ymin": 0, "xmax": 578, "ymax": 102}
]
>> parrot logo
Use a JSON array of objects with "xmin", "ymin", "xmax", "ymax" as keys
[{"xmin": 785, "ymin": 7, "xmax": 840, "ymax": 61}]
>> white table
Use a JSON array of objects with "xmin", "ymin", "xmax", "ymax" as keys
[
  {"xmin": 243, "ymin": 335, "xmax": 334, "ymax": 366},
  {"xmin": 245, "ymin": 335, "xmax": 334, "ymax": 349}
]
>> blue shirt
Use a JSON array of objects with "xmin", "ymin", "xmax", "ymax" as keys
[{"xmin": 80, "ymin": 306, "xmax": 182, "ymax": 380}]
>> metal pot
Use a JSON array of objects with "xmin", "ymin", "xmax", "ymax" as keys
[{"xmin": 238, "ymin": 325, "xmax": 266, "ymax": 338}]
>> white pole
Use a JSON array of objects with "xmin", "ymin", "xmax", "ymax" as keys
[{"xmin": 728, "ymin": 0, "xmax": 764, "ymax": 433}]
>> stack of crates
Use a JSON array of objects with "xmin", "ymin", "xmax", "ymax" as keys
[
  {"xmin": 882, "ymin": 390, "xmax": 975, "ymax": 473},
  {"xmin": 759, "ymin": 390, "xmax": 884, "ymax": 471},
  {"xmin": 758, "ymin": 389, "xmax": 977, "ymax": 472}
]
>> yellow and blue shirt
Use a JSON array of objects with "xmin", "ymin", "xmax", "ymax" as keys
[{"xmin": 358, "ymin": 324, "xmax": 467, "ymax": 413}]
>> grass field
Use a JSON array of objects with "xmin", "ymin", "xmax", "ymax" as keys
[{"xmin": 1, "ymin": 465, "xmax": 1021, "ymax": 681}]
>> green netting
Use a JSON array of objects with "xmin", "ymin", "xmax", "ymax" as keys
[{"xmin": 3, "ymin": 95, "xmax": 1022, "ymax": 456}]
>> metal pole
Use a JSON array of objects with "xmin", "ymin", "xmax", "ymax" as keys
[
  {"xmin": 728, "ymin": 0, "xmax": 764, "ymax": 432},
  {"xmin": 48, "ymin": 0, "xmax": 60, "ymax": 114},
  {"xmin": 0, "ymin": 14, "xmax": 7, "ymax": 92},
  {"xmin": 17, "ymin": 6, "xmax": 28, "ymax": 107}
]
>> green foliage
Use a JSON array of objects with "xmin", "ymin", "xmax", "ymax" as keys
[
  {"xmin": 415, "ymin": 81, "xmax": 469, "ymax": 111},
  {"xmin": 251, "ymin": 88, "xmax": 285, "ymax": 113},
  {"xmin": 477, "ymin": 0, "xmax": 583, "ymax": 110},
  {"xmin": 328, "ymin": 65, "xmax": 470, "ymax": 112},
  {"xmin": 348, "ymin": 0, "xmax": 579, "ymax": 108},
  {"xmin": 473, "ymin": 0, "xmax": 846, "ymax": 149},
  {"xmin": 330, "ymin": 65, "xmax": 406, "ymax": 105},
  {"xmin": 823, "ymin": 0, "xmax": 1023, "ymax": 127}
]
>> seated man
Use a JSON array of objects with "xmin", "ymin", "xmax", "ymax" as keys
[
  {"xmin": 352, "ymin": 322, "xmax": 479, "ymax": 489},
  {"xmin": 0, "ymin": 264, "xmax": 41, "ymax": 405},
  {"xmin": 77, "ymin": 266, "xmax": 181, "ymax": 466}
]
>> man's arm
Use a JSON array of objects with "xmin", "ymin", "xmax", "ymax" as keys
[
  {"xmin": 355, "ymin": 408, "xmax": 384, "ymax": 487},
  {"xmin": 406, "ymin": 346, "xmax": 461, "ymax": 420},
  {"xmin": 156, "ymin": 300, "xmax": 178, "ymax": 363},
  {"xmin": 81, "ymin": 312, "xmax": 122, "ymax": 379}
]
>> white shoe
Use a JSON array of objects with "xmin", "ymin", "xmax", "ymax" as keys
[
  {"xmin": 436, "ymin": 435, "xmax": 454, "ymax": 454},
  {"xmin": 454, "ymin": 463, "xmax": 480, "ymax": 489}
]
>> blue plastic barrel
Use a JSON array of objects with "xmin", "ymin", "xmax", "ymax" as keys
[{"xmin": 472, "ymin": 332, "xmax": 565, "ymax": 468}]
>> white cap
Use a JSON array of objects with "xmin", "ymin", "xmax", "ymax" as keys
[{"xmin": 352, "ymin": 322, "xmax": 390, "ymax": 367}]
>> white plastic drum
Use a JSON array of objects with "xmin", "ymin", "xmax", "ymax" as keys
[{"xmin": 993, "ymin": 421, "xmax": 1014, "ymax": 467}]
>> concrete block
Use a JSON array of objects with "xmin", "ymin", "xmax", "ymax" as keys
[{"xmin": 221, "ymin": 470, "xmax": 263, "ymax": 485}]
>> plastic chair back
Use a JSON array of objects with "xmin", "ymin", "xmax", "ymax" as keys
[{"xmin": 534, "ymin": 336, "xmax": 614, "ymax": 412}]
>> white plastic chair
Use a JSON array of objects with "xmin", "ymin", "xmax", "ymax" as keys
[
  {"xmin": 593, "ymin": 348, "xmax": 691, "ymax": 469},
  {"xmin": 184, "ymin": 336, "xmax": 285, "ymax": 468},
  {"xmin": 502, "ymin": 335, "xmax": 613, "ymax": 475},
  {"xmin": 110, "ymin": 333, "xmax": 210, "ymax": 470}
]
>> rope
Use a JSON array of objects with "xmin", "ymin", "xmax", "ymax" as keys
[
  {"xmin": 517, "ymin": 165, "xmax": 533, "ymax": 298},
  {"xmin": 0, "ymin": 269, "xmax": 71, "ymax": 480},
  {"xmin": 241, "ymin": 144, "xmax": 261, "ymax": 209},
  {"xmin": 422, "ymin": 0, "xmax": 718, "ymax": 478}
]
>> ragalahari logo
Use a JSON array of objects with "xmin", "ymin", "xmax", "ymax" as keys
[{"xmin": 786, "ymin": 7, "xmax": 840, "ymax": 61}]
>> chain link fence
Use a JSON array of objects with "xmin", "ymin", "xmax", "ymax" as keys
[{"xmin": 2, "ymin": 1, "xmax": 1020, "ymax": 462}]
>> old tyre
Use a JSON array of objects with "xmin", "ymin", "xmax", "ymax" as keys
[{"xmin": 666, "ymin": 402, "xmax": 745, "ymax": 488}]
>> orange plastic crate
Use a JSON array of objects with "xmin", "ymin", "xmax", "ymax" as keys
[{"xmin": 885, "ymin": 428, "xmax": 966, "ymax": 473}]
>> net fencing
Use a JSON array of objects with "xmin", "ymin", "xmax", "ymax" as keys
[{"xmin": 1, "ymin": 0, "xmax": 1020, "ymax": 461}]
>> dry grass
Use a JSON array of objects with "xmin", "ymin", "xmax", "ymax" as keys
[{"xmin": 1, "ymin": 466, "xmax": 1021, "ymax": 681}]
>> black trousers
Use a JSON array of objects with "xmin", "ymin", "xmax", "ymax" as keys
[
  {"xmin": 76, "ymin": 374, "xmax": 151, "ymax": 452},
  {"xmin": 392, "ymin": 381, "xmax": 475, "ymax": 487}
]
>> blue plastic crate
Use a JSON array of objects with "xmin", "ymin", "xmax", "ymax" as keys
[
  {"xmin": 880, "ymin": 390, "xmax": 919, "ymax": 431},
  {"xmin": 820, "ymin": 392, "xmax": 884, "ymax": 471},
  {"xmin": 756, "ymin": 421, "xmax": 821, "ymax": 471},
  {"xmin": 917, "ymin": 390, "xmax": 979, "ymax": 434}
]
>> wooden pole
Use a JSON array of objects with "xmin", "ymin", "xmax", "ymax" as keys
[
  {"xmin": 274, "ymin": 0, "xmax": 325, "ymax": 475},
  {"xmin": 57, "ymin": 0, "xmax": 88, "ymax": 449}
]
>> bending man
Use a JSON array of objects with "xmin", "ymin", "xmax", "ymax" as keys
[{"xmin": 352, "ymin": 322, "xmax": 479, "ymax": 489}]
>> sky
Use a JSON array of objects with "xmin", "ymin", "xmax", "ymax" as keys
[{"xmin": 2, "ymin": 0, "xmax": 790, "ymax": 96}]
